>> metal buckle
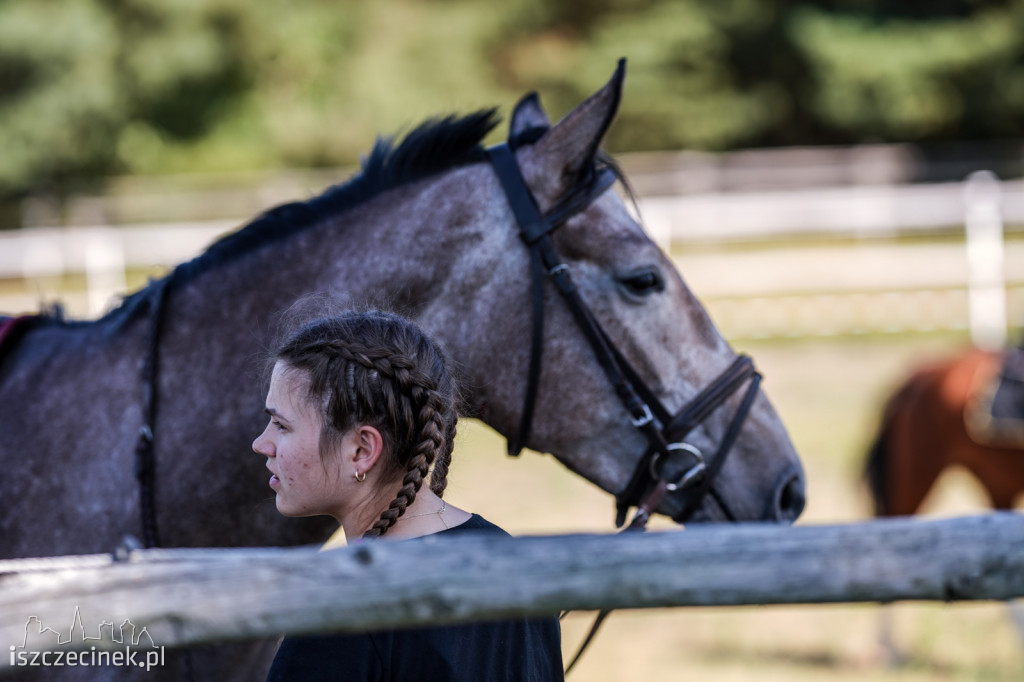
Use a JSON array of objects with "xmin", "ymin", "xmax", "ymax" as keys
[
  {"xmin": 650, "ymin": 442, "xmax": 705, "ymax": 492},
  {"xmin": 549, "ymin": 263, "xmax": 570, "ymax": 277},
  {"xmin": 631, "ymin": 404, "xmax": 654, "ymax": 428}
]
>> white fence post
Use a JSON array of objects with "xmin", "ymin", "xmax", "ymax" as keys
[
  {"xmin": 83, "ymin": 229, "xmax": 127, "ymax": 317},
  {"xmin": 964, "ymin": 170, "xmax": 1007, "ymax": 349}
]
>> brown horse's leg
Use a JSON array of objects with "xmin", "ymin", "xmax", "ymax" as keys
[{"xmin": 871, "ymin": 365, "xmax": 949, "ymax": 517}]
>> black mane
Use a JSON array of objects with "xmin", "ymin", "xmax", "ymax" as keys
[{"xmin": 94, "ymin": 109, "xmax": 502, "ymax": 327}]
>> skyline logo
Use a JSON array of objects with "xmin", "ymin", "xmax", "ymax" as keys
[
  {"xmin": 20, "ymin": 606, "xmax": 157, "ymax": 648},
  {"xmin": 9, "ymin": 606, "xmax": 165, "ymax": 671}
]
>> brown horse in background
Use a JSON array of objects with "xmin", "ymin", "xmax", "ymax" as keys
[
  {"xmin": 865, "ymin": 345, "xmax": 1024, "ymax": 659},
  {"xmin": 865, "ymin": 347, "xmax": 1024, "ymax": 517}
]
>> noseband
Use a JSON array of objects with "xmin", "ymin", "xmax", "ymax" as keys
[{"xmin": 486, "ymin": 142, "xmax": 762, "ymax": 528}]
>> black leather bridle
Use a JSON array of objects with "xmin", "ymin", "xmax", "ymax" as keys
[
  {"xmin": 488, "ymin": 139, "xmax": 765, "ymax": 674},
  {"xmin": 487, "ymin": 141, "xmax": 763, "ymax": 530}
]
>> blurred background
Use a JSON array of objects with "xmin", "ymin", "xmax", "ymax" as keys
[{"xmin": 2, "ymin": 1, "xmax": 1023, "ymax": 679}]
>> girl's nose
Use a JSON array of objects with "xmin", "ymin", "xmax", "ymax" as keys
[{"xmin": 252, "ymin": 429, "xmax": 273, "ymax": 457}]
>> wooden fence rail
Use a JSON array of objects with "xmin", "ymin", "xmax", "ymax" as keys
[{"xmin": 1, "ymin": 513, "xmax": 1022, "ymax": 673}]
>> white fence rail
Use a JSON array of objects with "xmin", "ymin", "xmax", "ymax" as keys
[
  {"xmin": 5, "ymin": 178, "xmax": 1023, "ymax": 279},
  {"xmin": 1, "ymin": 172, "xmax": 1019, "ymax": 338},
  {"xmin": 0, "ymin": 221, "xmax": 236, "ymax": 278},
  {"xmin": 0, "ymin": 513, "xmax": 1021, "ymax": 673},
  {"xmin": 640, "ymin": 177, "xmax": 1024, "ymax": 245}
]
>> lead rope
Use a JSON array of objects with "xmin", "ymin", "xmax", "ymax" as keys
[
  {"xmin": 562, "ymin": 518, "xmax": 654, "ymax": 675},
  {"xmin": 564, "ymin": 368, "xmax": 761, "ymax": 674},
  {"xmin": 563, "ymin": 461, "xmax": 676, "ymax": 675}
]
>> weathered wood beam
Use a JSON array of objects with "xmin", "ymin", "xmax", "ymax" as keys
[{"xmin": 1, "ymin": 513, "xmax": 1021, "ymax": 672}]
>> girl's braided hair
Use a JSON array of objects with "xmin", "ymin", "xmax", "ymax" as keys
[{"xmin": 274, "ymin": 310, "xmax": 459, "ymax": 539}]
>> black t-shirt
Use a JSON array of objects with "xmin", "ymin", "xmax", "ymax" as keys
[{"xmin": 265, "ymin": 515, "xmax": 564, "ymax": 681}]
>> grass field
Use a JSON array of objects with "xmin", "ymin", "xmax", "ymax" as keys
[{"xmin": 445, "ymin": 332, "xmax": 1024, "ymax": 681}]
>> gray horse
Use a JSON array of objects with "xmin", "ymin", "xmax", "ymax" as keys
[{"xmin": 0, "ymin": 63, "xmax": 804, "ymax": 680}]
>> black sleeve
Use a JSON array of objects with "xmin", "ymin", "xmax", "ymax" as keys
[{"xmin": 266, "ymin": 632, "xmax": 383, "ymax": 682}]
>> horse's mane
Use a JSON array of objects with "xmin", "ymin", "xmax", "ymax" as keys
[
  {"xmin": 58, "ymin": 109, "xmax": 502, "ymax": 329},
  {"xmin": 174, "ymin": 108, "xmax": 501, "ymax": 287}
]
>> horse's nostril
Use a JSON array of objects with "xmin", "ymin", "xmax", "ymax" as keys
[{"xmin": 776, "ymin": 473, "xmax": 806, "ymax": 522}]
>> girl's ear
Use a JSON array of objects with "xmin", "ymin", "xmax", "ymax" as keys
[{"xmin": 351, "ymin": 424, "xmax": 385, "ymax": 472}]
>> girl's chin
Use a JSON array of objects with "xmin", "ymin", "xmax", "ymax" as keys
[
  {"xmin": 275, "ymin": 498, "xmax": 327, "ymax": 519},
  {"xmin": 274, "ymin": 497, "xmax": 298, "ymax": 517}
]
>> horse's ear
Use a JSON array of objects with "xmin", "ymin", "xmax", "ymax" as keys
[
  {"xmin": 510, "ymin": 92, "xmax": 551, "ymax": 137},
  {"xmin": 526, "ymin": 59, "xmax": 625, "ymax": 187}
]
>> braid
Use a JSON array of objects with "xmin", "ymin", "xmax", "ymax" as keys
[
  {"xmin": 363, "ymin": 448, "xmax": 430, "ymax": 538},
  {"xmin": 273, "ymin": 310, "xmax": 460, "ymax": 540},
  {"xmin": 362, "ymin": 373, "xmax": 446, "ymax": 539},
  {"xmin": 430, "ymin": 411, "xmax": 457, "ymax": 497}
]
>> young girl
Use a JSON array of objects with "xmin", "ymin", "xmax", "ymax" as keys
[{"xmin": 253, "ymin": 310, "xmax": 563, "ymax": 681}]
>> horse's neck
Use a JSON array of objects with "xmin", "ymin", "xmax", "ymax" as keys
[{"xmin": 166, "ymin": 176, "xmax": 480, "ymax": 357}]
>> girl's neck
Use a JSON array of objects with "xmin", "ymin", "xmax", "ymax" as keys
[{"xmin": 368, "ymin": 489, "xmax": 471, "ymax": 541}]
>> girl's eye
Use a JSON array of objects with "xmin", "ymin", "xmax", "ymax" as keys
[{"xmin": 273, "ymin": 420, "xmax": 286, "ymax": 432}]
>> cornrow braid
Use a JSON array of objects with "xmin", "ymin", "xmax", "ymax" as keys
[
  {"xmin": 364, "ymin": 385, "xmax": 448, "ymax": 538},
  {"xmin": 273, "ymin": 310, "xmax": 460, "ymax": 540}
]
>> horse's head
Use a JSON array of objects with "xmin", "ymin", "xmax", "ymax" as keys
[{"xmin": 436, "ymin": 61, "xmax": 805, "ymax": 526}]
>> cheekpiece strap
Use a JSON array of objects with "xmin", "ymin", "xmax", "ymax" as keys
[
  {"xmin": 486, "ymin": 142, "xmax": 617, "ymax": 458},
  {"xmin": 488, "ymin": 144, "xmax": 551, "ymax": 245}
]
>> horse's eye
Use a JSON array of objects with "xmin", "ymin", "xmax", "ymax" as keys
[{"xmin": 620, "ymin": 269, "xmax": 664, "ymax": 296}]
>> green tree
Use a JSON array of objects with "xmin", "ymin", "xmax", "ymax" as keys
[
  {"xmin": 0, "ymin": 0, "xmax": 250, "ymax": 196},
  {"xmin": 497, "ymin": 0, "xmax": 1024, "ymax": 150},
  {"xmin": 4, "ymin": 0, "xmax": 1024, "ymax": 202},
  {"xmin": 497, "ymin": 0, "xmax": 791, "ymax": 151},
  {"xmin": 789, "ymin": 3, "xmax": 1024, "ymax": 142}
]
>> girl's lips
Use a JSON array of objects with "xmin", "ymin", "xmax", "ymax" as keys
[{"xmin": 269, "ymin": 474, "xmax": 280, "ymax": 489}]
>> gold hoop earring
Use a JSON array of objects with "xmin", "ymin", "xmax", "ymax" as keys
[{"xmin": 354, "ymin": 471, "xmax": 366, "ymax": 483}]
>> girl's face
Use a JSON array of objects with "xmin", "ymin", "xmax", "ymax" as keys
[{"xmin": 252, "ymin": 362, "xmax": 349, "ymax": 519}]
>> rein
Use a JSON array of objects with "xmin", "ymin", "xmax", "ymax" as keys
[
  {"xmin": 134, "ymin": 277, "xmax": 199, "ymax": 681},
  {"xmin": 0, "ymin": 306, "xmax": 166, "ymax": 549},
  {"xmin": 135, "ymin": 278, "xmax": 173, "ymax": 549},
  {"xmin": 486, "ymin": 142, "xmax": 762, "ymax": 673}
]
